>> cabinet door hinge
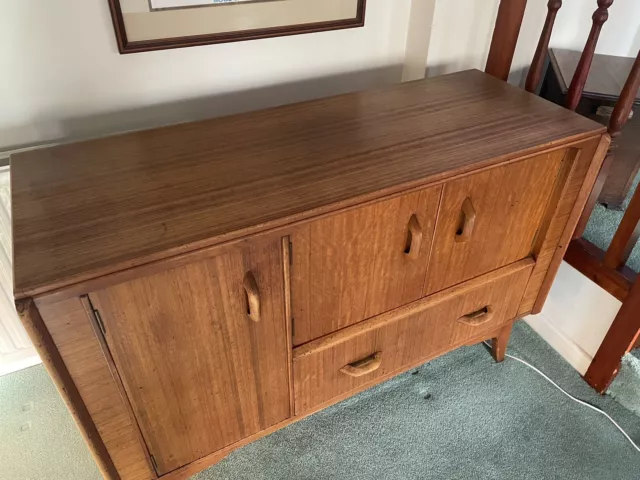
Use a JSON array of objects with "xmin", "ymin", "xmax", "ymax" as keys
[
  {"xmin": 93, "ymin": 308, "xmax": 106, "ymax": 335},
  {"xmin": 150, "ymin": 454, "xmax": 159, "ymax": 472}
]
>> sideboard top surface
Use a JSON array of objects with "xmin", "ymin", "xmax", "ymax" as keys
[{"xmin": 11, "ymin": 69, "xmax": 605, "ymax": 297}]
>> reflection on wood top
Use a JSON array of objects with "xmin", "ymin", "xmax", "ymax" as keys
[{"xmin": 11, "ymin": 69, "xmax": 605, "ymax": 297}]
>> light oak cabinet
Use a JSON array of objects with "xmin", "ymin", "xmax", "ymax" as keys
[
  {"xmin": 424, "ymin": 149, "xmax": 566, "ymax": 295},
  {"xmin": 292, "ymin": 260, "xmax": 533, "ymax": 414},
  {"xmin": 290, "ymin": 185, "xmax": 441, "ymax": 345},
  {"xmin": 88, "ymin": 239, "xmax": 290, "ymax": 474},
  {"xmin": 11, "ymin": 71, "xmax": 608, "ymax": 480}
]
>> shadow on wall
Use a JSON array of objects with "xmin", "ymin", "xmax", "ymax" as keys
[
  {"xmin": 424, "ymin": 63, "xmax": 528, "ymax": 90},
  {"xmin": 1, "ymin": 65, "xmax": 403, "ymax": 155}
]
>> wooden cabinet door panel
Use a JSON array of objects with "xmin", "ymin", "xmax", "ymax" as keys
[
  {"xmin": 424, "ymin": 150, "xmax": 565, "ymax": 295},
  {"xmin": 89, "ymin": 239, "xmax": 290, "ymax": 475},
  {"xmin": 291, "ymin": 186, "xmax": 442, "ymax": 346}
]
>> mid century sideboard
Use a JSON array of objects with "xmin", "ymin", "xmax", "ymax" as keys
[{"xmin": 11, "ymin": 70, "xmax": 608, "ymax": 479}]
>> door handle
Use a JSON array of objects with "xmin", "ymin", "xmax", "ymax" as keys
[
  {"xmin": 457, "ymin": 305, "xmax": 494, "ymax": 326},
  {"xmin": 243, "ymin": 271, "xmax": 261, "ymax": 323},
  {"xmin": 455, "ymin": 197, "xmax": 476, "ymax": 243},
  {"xmin": 404, "ymin": 214, "xmax": 423, "ymax": 260},
  {"xmin": 340, "ymin": 352, "xmax": 382, "ymax": 377}
]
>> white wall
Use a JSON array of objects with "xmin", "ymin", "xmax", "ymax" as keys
[
  {"xmin": 425, "ymin": 0, "xmax": 640, "ymax": 85},
  {"xmin": 526, "ymin": 262, "xmax": 622, "ymax": 375},
  {"xmin": 0, "ymin": 0, "xmax": 412, "ymax": 152},
  {"xmin": 551, "ymin": 0, "xmax": 640, "ymax": 57}
]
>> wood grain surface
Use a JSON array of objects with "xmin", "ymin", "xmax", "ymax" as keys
[
  {"xmin": 290, "ymin": 185, "xmax": 441, "ymax": 346},
  {"xmin": 11, "ymin": 69, "xmax": 604, "ymax": 298},
  {"xmin": 160, "ymin": 317, "xmax": 524, "ymax": 480},
  {"xmin": 21, "ymin": 298, "xmax": 131, "ymax": 480},
  {"xmin": 424, "ymin": 150, "xmax": 564, "ymax": 294},
  {"xmin": 88, "ymin": 238, "xmax": 290, "ymax": 474},
  {"xmin": 519, "ymin": 136, "xmax": 606, "ymax": 314},
  {"xmin": 551, "ymin": 48, "xmax": 640, "ymax": 103},
  {"xmin": 293, "ymin": 260, "xmax": 533, "ymax": 414},
  {"xmin": 485, "ymin": 0, "xmax": 528, "ymax": 81}
]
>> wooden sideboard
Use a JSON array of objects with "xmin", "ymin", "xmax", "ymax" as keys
[{"xmin": 11, "ymin": 70, "xmax": 608, "ymax": 480}]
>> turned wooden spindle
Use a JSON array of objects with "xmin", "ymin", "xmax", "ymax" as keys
[
  {"xmin": 525, "ymin": 0, "xmax": 563, "ymax": 93},
  {"xmin": 485, "ymin": 0, "xmax": 528, "ymax": 81},
  {"xmin": 565, "ymin": 0, "xmax": 614, "ymax": 111},
  {"xmin": 573, "ymin": 49, "xmax": 640, "ymax": 240},
  {"xmin": 602, "ymin": 50, "xmax": 640, "ymax": 270}
]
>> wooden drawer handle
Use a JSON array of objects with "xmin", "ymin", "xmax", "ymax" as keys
[
  {"xmin": 455, "ymin": 197, "xmax": 476, "ymax": 243},
  {"xmin": 457, "ymin": 305, "xmax": 494, "ymax": 327},
  {"xmin": 404, "ymin": 214, "xmax": 423, "ymax": 260},
  {"xmin": 243, "ymin": 271, "xmax": 261, "ymax": 323},
  {"xmin": 340, "ymin": 352, "xmax": 382, "ymax": 377}
]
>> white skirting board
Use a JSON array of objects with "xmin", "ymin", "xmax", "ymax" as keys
[{"xmin": 525, "ymin": 261, "xmax": 622, "ymax": 376}]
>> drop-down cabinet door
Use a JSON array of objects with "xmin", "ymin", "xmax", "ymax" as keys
[
  {"xmin": 290, "ymin": 186, "xmax": 442, "ymax": 346},
  {"xmin": 88, "ymin": 239, "xmax": 290, "ymax": 475},
  {"xmin": 424, "ymin": 150, "xmax": 566, "ymax": 295}
]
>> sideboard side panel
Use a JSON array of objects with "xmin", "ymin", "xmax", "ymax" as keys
[
  {"xmin": 36, "ymin": 296, "xmax": 155, "ymax": 480},
  {"xmin": 518, "ymin": 134, "xmax": 610, "ymax": 314}
]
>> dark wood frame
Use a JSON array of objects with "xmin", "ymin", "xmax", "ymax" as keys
[
  {"xmin": 486, "ymin": 0, "xmax": 640, "ymax": 394},
  {"xmin": 107, "ymin": 0, "xmax": 367, "ymax": 54}
]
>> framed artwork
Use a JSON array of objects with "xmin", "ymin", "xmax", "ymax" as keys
[{"xmin": 108, "ymin": 0, "xmax": 367, "ymax": 54}]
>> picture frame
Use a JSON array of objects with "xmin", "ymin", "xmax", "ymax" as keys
[{"xmin": 107, "ymin": 0, "xmax": 367, "ymax": 54}]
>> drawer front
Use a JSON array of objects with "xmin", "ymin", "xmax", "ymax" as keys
[
  {"xmin": 424, "ymin": 150, "xmax": 565, "ymax": 295},
  {"xmin": 290, "ymin": 185, "xmax": 442, "ymax": 346},
  {"xmin": 293, "ymin": 260, "xmax": 533, "ymax": 414}
]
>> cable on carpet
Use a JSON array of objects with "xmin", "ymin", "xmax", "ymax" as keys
[{"xmin": 482, "ymin": 341, "xmax": 640, "ymax": 453}]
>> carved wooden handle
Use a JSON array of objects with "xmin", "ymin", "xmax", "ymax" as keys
[
  {"xmin": 405, "ymin": 214, "xmax": 423, "ymax": 260},
  {"xmin": 457, "ymin": 306, "xmax": 494, "ymax": 327},
  {"xmin": 340, "ymin": 352, "xmax": 382, "ymax": 377},
  {"xmin": 243, "ymin": 271, "xmax": 261, "ymax": 323},
  {"xmin": 455, "ymin": 197, "xmax": 476, "ymax": 243}
]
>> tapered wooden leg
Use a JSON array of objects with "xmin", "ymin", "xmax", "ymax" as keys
[{"xmin": 491, "ymin": 322, "xmax": 513, "ymax": 363}]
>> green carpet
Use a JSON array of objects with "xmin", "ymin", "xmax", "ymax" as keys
[
  {"xmin": 0, "ymin": 365, "xmax": 101, "ymax": 480},
  {"xmin": 583, "ymin": 172, "xmax": 640, "ymax": 273},
  {"xmin": 2, "ymin": 323, "xmax": 639, "ymax": 480},
  {"xmin": 608, "ymin": 353, "xmax": 640, "ymax": 418},
  {"xmin": 192, "ymin": 322, "xmax": 640, "ymax": 480}
]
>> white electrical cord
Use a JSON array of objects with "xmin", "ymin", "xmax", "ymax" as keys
[{"xmin": 482, "ymin": 342, "xmax": 640, "ymax": 453}]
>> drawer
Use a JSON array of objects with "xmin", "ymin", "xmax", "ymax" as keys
[
  {"xmin": 290, "ymin": 185, "xmax": 442, "ymax": 346},
  {"xmin": 292, "ymin": 259, "xmax": 534, "ymax": 414},
  {"xmin": 424, "ymin": 149, "xmax": 565, "ymax": 295}
]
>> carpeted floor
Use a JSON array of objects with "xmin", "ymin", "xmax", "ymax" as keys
[
  {"xmin": 2, "ymin": 323, "xmax": 639, "ymax": 480},
  {"xmin": 583, "ymin": 171, "xmax": 640, "ymax": 273},
  {"xmin": 191, "ymin": 322, "xmax": 640, "ymax": 480},
  {"xmin": 608, "ymin": 353, "xmax": 640, "ymax": 418},
  {"xmin": 0, "ymin": 365, "xmax": 101, "ymax": 480}
]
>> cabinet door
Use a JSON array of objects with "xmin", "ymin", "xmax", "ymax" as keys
[
  {"xmin": 424, "ymin": 150, "xmax": 565, "ymax": 295},
  {"xmin": 89, "ymin": 239, "xmax": 290, "ymax": 475},
  {"xmin": 291, "ymin": 186, "xmax": 442, "ymax": 346}
]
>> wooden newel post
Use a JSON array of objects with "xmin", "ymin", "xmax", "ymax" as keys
[
  {"xmin": 602, "ymin": 50, "xmax": 640, "ymax": 270},
  {"xmin": 565, "ymin": 0, "xmax": 614, "ymax": 111},
  {"xmin": 485, "ymin": 0, "xmax": 528, "ymax": 81},
  {"xmin": 525, "ymin": 0, "xmax": 563, "ymax": 93},
  {"xmin": 573, "ymin": 49, "xmax": 640, "ymax": 239},
  {"xmin": 609, "ymin": 51, "xmax": 640, "ymax": 140}
]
